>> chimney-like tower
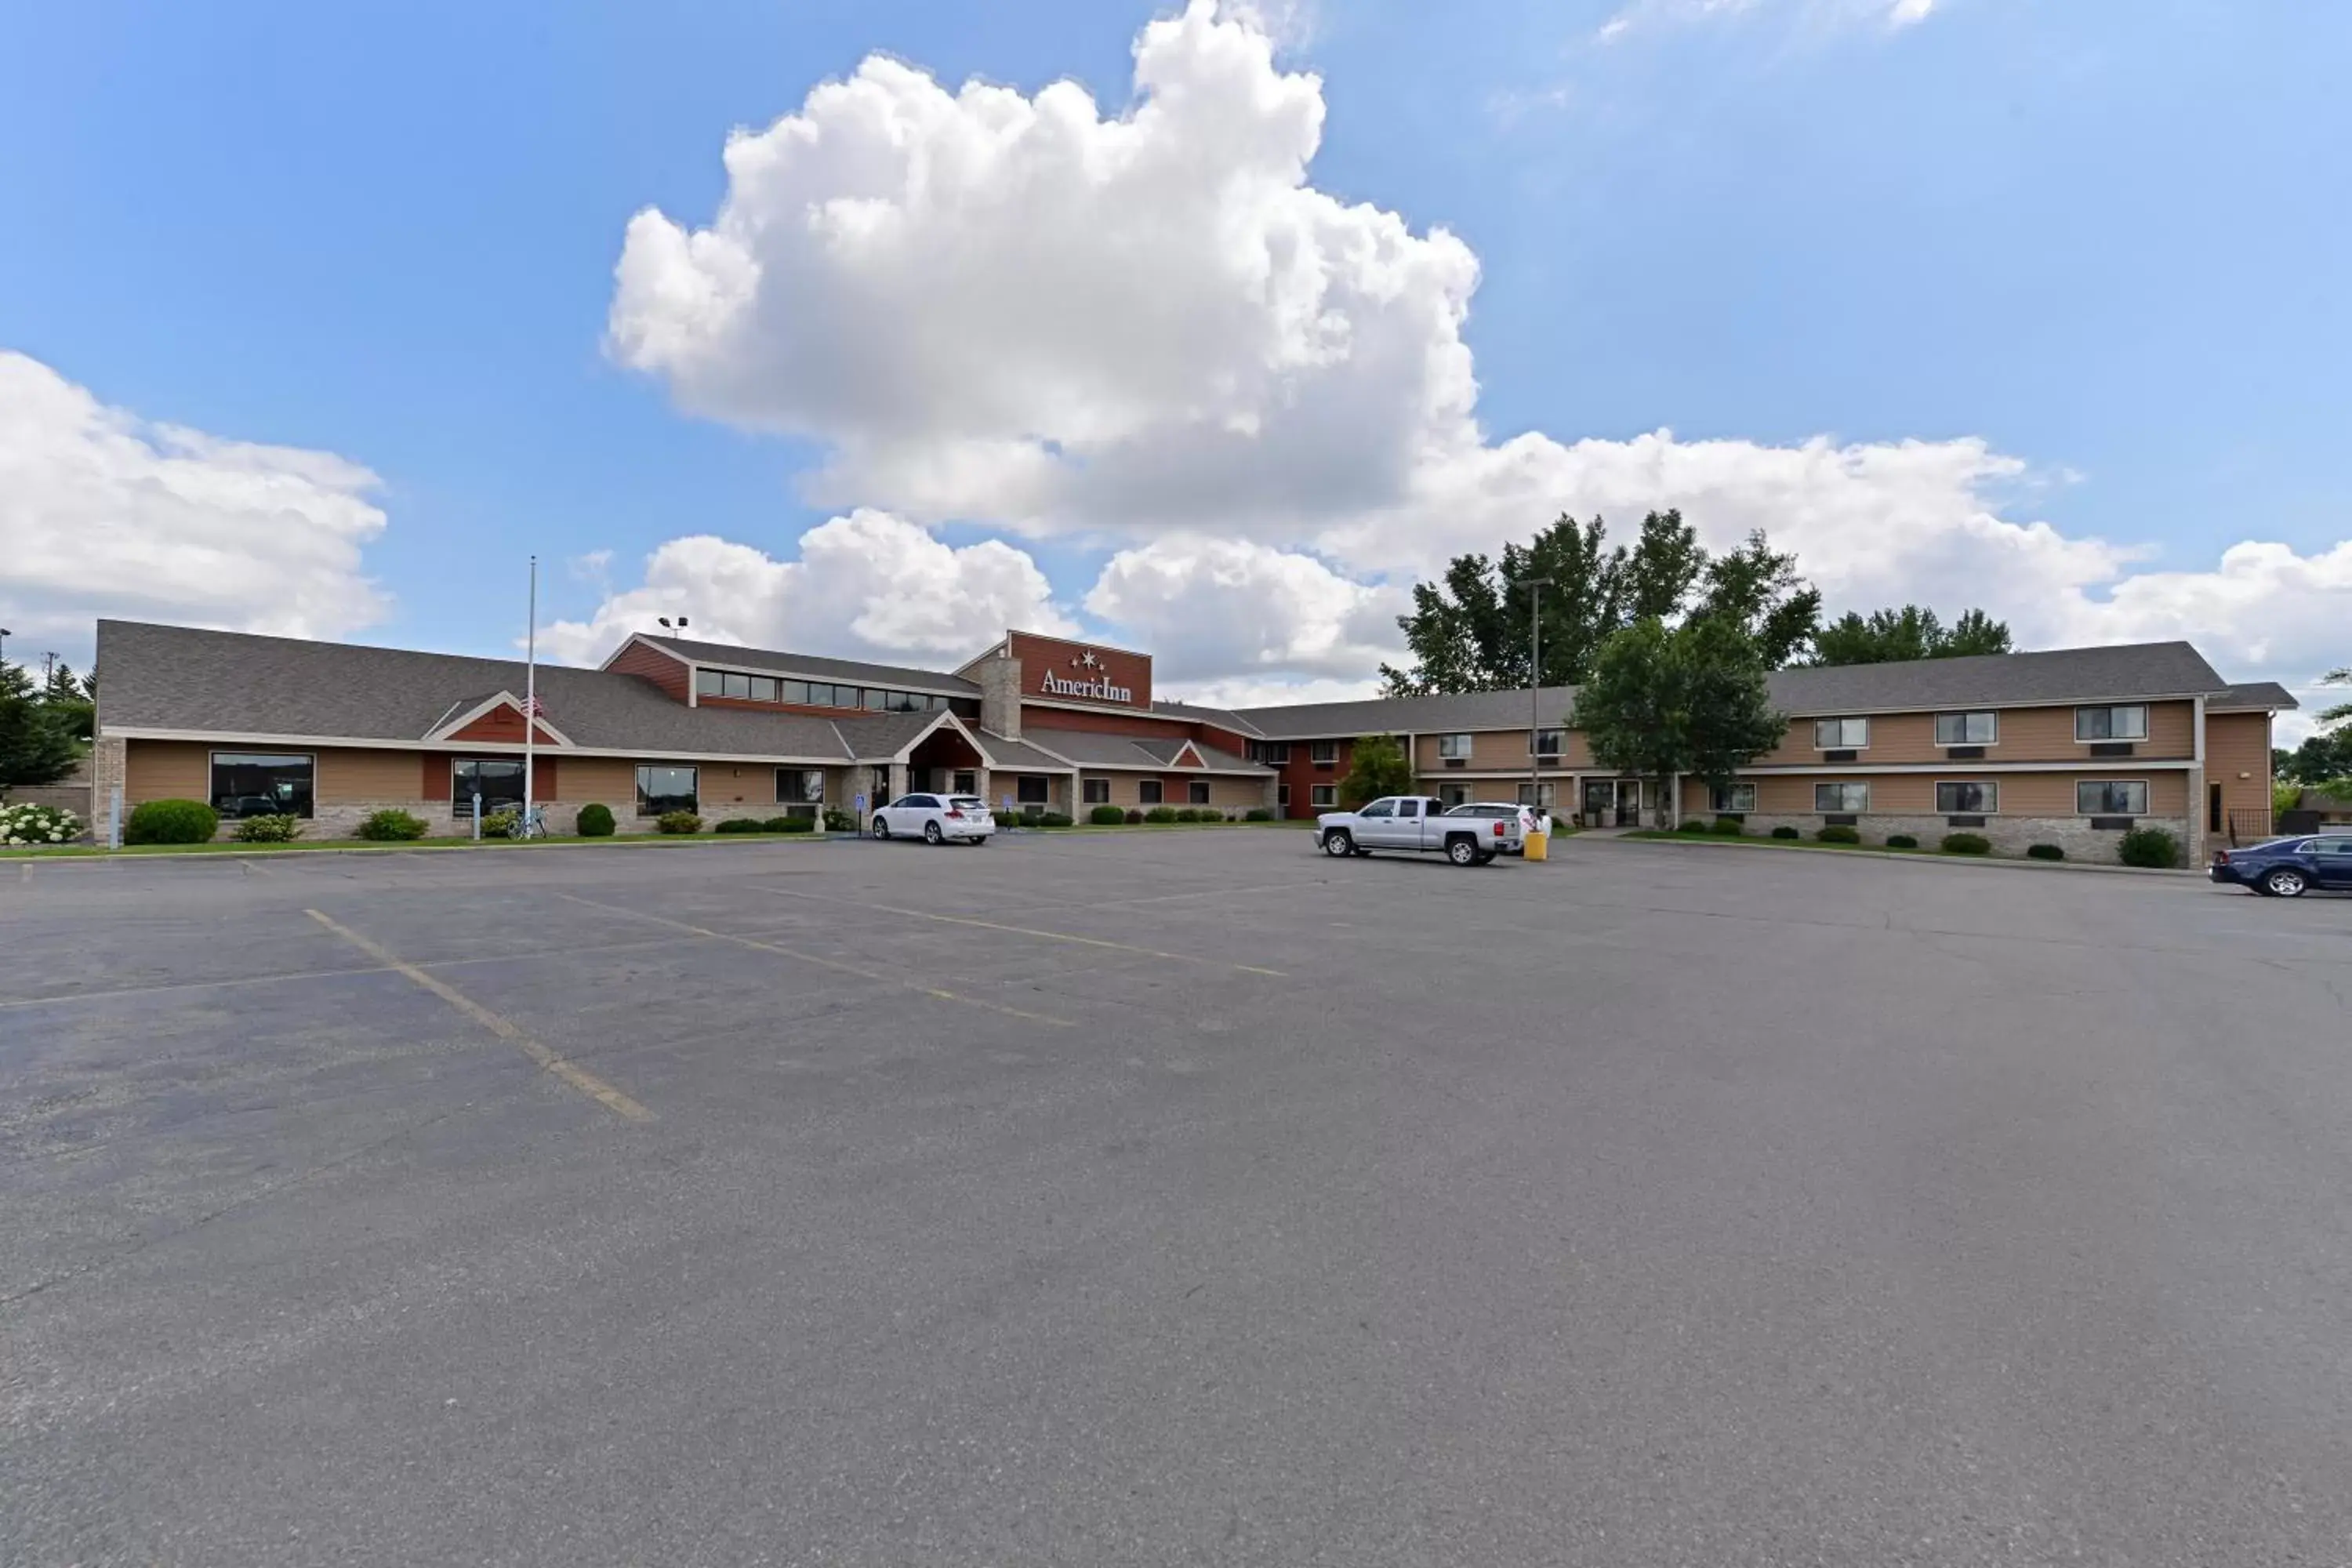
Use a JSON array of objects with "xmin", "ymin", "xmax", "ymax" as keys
[{"xmin": 978, "ymin": 654, "xmax": 1022, "ymax": 740}]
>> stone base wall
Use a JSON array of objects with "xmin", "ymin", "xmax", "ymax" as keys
[
  {"xmin": 201, "ymin": 797, "xmax": 808, "ymax": 842},
  {"xmin": 1726, "ymin": 813, "xmax": 2193, "ymax": 863}
]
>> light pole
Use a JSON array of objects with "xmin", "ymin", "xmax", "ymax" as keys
[
  {"xmin": 0, "ymin": 628, "xmax": 11, "ymax": 667},
  {"xmin": 1519, "ymin": 578, "xmax": 1554, "ymax": 822}
]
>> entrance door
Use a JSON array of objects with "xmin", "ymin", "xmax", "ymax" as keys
[
  {"xmin": 1581, "ymin": 779, "xmax": 1612, "ymax": 827},
  {"xmin": 1613, "ymin": 780, "xmax": 1642, "ymax": 827}
]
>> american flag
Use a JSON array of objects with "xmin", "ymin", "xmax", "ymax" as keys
[{"xmin": 522, "ymin": 695, "xmax": 547, "ymax": 717}]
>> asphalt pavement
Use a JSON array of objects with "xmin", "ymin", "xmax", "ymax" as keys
[{"xmin": 3, "ymin": 830, "xmax": 2349, "ymax": 1566}]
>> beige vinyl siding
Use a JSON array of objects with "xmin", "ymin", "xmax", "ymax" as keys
[
  {"xmin": 315, "ymin": 747, "xmax": 421, "ymax": 803},
  {"xmin": 2002, "ymin": 771, "xmax": 2187, "ymax": 817},
  {"xmin": 552, "ymin": 757, "xmax": 638, "ymax": 805},
  {"xmin": 1750, "ymin": 700, "xmax": 2197, "ymax": 767},
  {"xmin": 2204, "ymin": 710, "xmax": 2274, "ymax": 830},
  {"xmin": 1076, "ymin": 771, "xmax": 1264, "ymax": 810},
  {"xmin": 124, "ymin": 739, "xmax": 210, "ymax": 802},
  {"xmin": 1414, "ymin": 726, "xmax": 1592, "ymax": 772}
]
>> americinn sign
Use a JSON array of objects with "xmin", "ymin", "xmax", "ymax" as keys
[{"xmin": 1040, "ymin": 648, "xmax": 1135, "ymax": 704}]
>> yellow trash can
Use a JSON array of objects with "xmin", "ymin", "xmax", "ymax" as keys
[{"xmin": 1523, "ymin": 828, "xmax": 1548, "ymax": 862}]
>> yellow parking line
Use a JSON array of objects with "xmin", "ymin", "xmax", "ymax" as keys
[
  {"xmin": 303, "ymin": 909, "xmax": 653, "ymax": 1122},
  {"xmin": 553, "ymin": 891, "xmax": 1074, "ymax": 1028},
  {"xmin": 755, "ymin": 885, "xmax": 1287, "ymax": 977}
]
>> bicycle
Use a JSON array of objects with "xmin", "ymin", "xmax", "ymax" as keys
[{"xmin": 510, "ymin": 805, "xmax": 547, "ymax": 840}]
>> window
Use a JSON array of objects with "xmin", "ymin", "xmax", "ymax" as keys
[
  {"xmin": 895, "ymin": 794, "xmax": 937, "ymax": 810},
  {"xmin": 1260, "ymin": 741, "xmax": 1290, "ymax": 764},
  {"xmin": 1935, "ymin": 711, "xmax": 1998, "ymax": 746},
  {"xmin": 777, "ymin": 680, "xmax": 810, "ymax": 706},
  {"xmin": 453, "ymin": 757, "xmax": 524, "ymax": 818},
  {"xmin": 1310, "ymin": 784, "xmax": 1336, "ymax": 808},
  {"xmin": 1309, "ymin": 740, "xmax": 1338, "ymax": 765},
  {"xmin": 1359, "ymin": 800, "xmax": 1395, "ymax": 818},
  {"xmin": 1140, "ymin": 780, "xmax": 1164, "ymax": 804},
  {"xmin": 1396, "ymin": 800, "xmax": 1421, "ymax": 818},
  {"xmin": 1017, "ymin": 775, "xmax": 1051, "ymax": 805},
  {"xmin": 884, "ymin": 690, "xmax": 927, "ymax": 713},
  {"xmin": 695, "ymin": 668, "xmax": 723, "ymax": 697},
  {"xmin": 2077, "ymin": 779, "xmax": 2148, "ymax": 815},
  {"xmin": 1708, "ymin": 782, "xmax": 1757, "ymax": 814},
  {"xmin": 1814, "ymin": 782, "xmax": 1871, "ymax": 813},
  {"xmin": 863, "ymin": 688, "xmax": 887, "ymax": 712},
  {"xmin": 1278, "ymin": 783, "xmax": 1290, "ymax": 808},
  {"xmin": 1529, "ymin": 728, "xmax": 1564, "ymax": 757},
  {"xmin": 777, "ymin": 768, "xmax": 825, "ymax": 816},
  {"xmin": 636, "ymin": 764, "xmax": 698, "ymax": 817},
  {"xmin": 211, "ymin": 752, "xmax": 314, "ymax": 818},
  {"xmin": 2075, "ymin": 705, "xmax": 2148, "ymax": 742},
  {"xmin": 1813, "ymin": 717, "xmax": 1870, "ymax": 749},
  {"xmin": 1083, "ymin": 777, "xmax": 1111, "ymax": 804},
  {"xmin": 748, "ymin": 676, "xmax": 778, "ymax": 703},
  {"xmin": 1189, "ymin": 781, "xmax": 1211, "ymax": 805},
  {"xmin": 1516, "ymin": 782, "xmax": 1557, "ymax": 808},
  {"xmin": 2314, "ymin": 837, "xmax": 2352, "ymax": 858},
  {"xmin": 953, "ymin": 770, "xmax": 977, "ymax": 795},
  {"xmin": 1438, "ymin": 783, "xmax": 1470, "ymax": 808},
  {"xmin": 1437, "ymin": 733, "xmax": 1474, "ymax": 759},
  {"xmin": 721, "ymin": 671, "xmax": 753, "ymax": 699},
  {"xmin": 1936, "ymin": 781, "xmax": 1998, "ymax": 814}
]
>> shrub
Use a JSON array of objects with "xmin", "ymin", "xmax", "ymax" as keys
[
  {"xmin": 356, "ymin": 808, "xmax": 427, "ymax": 841},
  {"xmin": 822, "ymin": 807, "xmax": 856, "ymax": 833},
  {"xmin": 1090, "ymin": 804, "xmax": 1127, "ymax": 826},
  {"xmin": 656, "ymin": 811, "xmax": 702, "ymax": 835},
  {"xmin": 232, "ymin": 813, "xmax": 303, "ymax": 844},
  {"xmin": 1711, "ymin": 817, "xmax": 1745, "ymax": 836},
  {"xmin": 1145, "ymin": 805, "xmax": 1179, "ymax": 823},
  {"xmin": 2118, "ymin": 826, "xmax": 2180, "ymax": 869},
  {"xmin": 1038, "ymin": 811, "xmax": 1073, "ymax": 828},
  {"xmin": 0, "ymin": 801, "xmax": 83, "ymax": 846},
  {"xmin": 1677, "ymin": 817, "xmax": 1710, "ymax": 833},
  {"xmin": 1885, "ymin": 833, "xmax": 1918, "ymax": 849},
  {"xmin": 2027, "ymin": 842, "xmax": 2065, "ymax": 861},
  {"xmin": 775, "ymin": 816, "xmax": 815, "ymax": 833},
  {"xmin": 479, "ymin": 809, "xmax": 521, "ymax": 839},
  {"xmin": 575, "ymin": 803, "xmax": 616, "ymax": 837},
  {"xmin": 1770, "ymin": 825, "xmax": 1801, "ymax": 840},
  {"xmin": 1174, "ymin": 807, "xmax": 1203, "ymax": 822},
  {"xmin": 1940, "ymin": 832, "xmax": 1992, "ymax": 855},
  {"xmin": 1816, "ymin": 824, "xmax": 1861, "ymax": 844},
  {"xmin": 1244, "ymin": 808, "xmax": 1273, "ymax": 822},
  {"xmin": 713, "ymin": 817, "xmax": 766, "ymax": 834},
  {"xmin": 1125, "ymin": 808, "xmax": 1145, "ymax": 824},
  {"xmin": 125, "ymin": 798, "xmax": 219, "ymax": 845}
]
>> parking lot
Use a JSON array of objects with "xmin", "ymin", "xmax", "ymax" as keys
[{"xmin": 5, "ymin": 831, "xmax": 2351, "ymax": 1566}]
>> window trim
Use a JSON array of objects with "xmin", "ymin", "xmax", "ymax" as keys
[
  {"xmin": 1436, "ymin": 732, "xmax": 1474, "ymax": 760},
  {"xmin": 1015, "ymin": 774, "xmax": 1051, "ymax": 805},
  {"xmin": 1082, "ymin": 777, "xmax": 1111, "ymax": 805},
  {"xmin": 1308, "ymin": 739, "xmax": 1339, "ymax": 765},
  {"xmin": 775, "ymin": 767, "xmax": 826, "ymax": 808},
  {"xmin": 1187, "ymin": 780, "xmax": 1211, "ymax": 805},
  {"xmin": 2074, "ymin": 704, "xmax": 2150, "ymax": 742},
  {"xmin": 1309, "ymin": 783, "xmax": 1337, "ymax": 808},
  {"xmin": 452, "ymin": 756, "xmax": 528, "ymax": 818},
  {"xmin": 1139, "ymin": 779, "xmax": 1164, "ymax": 805},
  {"xmin": 1708, "ymin": 782, "xmax": 1758, "ymax": 815},
  {"xmin": 1813, "ymin": 781, "xmax": 1871, "ymax": 814},
  {"xmin": 1933, "ymin": 710, "xmax": 1999, "ymax": 747},
  {"xmin": 1933, "ymin": 779, "xmax": 2000, "ymax": 815},
  {"xmin": 634, "ymin": 763, "xmax": 700, "ymax": 818},
  {"xmin": 2075, "ymin": 778, "xmax": 2149, "ymax": 817},
  {"xmin": 209, "ymin": 749, "xmax": 318, "ymax": 820},
  {"xmin": 1812, "ymin": 717, "xmax": 1870, "ymax": 750},
  {"xmin": 1528, "ymin": 728, "xmax": 1565, "ymax": 758}
]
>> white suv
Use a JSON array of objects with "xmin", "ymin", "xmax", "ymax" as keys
[{"xmin": 870, "ymin": 793, "xmax": 995, "ymax": 845}]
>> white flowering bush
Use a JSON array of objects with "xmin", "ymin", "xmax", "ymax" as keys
[{"xmin": 0, "ymin": 801, "xmax": 83, "ymax": 846}]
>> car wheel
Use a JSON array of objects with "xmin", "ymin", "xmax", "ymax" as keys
[
  {"xmin": 1446, "ymin": 837, "xmax": 1478, "ymax": 866},
  {"xmin": 1321, "ymin": 829, "xmax": 1354, "ymax": 857},
  {"xmin": 870, "ymin": 816, "xmax": 891, "ymax": 840},
  {"xmin": 924, "ymin": 821, "xmax": 944, "ymax": 845},
  {"xmin": 2264, "ymin": 866, "xmax": 2308, "ymax": 898}
]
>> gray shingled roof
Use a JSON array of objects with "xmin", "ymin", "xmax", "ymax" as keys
[
  {"xmin": 1229, "ymin": 642, "xmax": 2235, "ymax": 737},
  {"xmin": 971, "ymin": 731, "xmax": 1073, "ymax": 771},
  {"xmin": 1150, "ymin": 699, "xmax": 1264, "ymax": 737},
  {"xmin": 1025, "ymin": 727, "xmax": 1265, "ymax": 773},
  {"xmin": 634, "ymin": 633, "xmax": 978, "ymax": 695},
  {"xmin": 2210, "ymin": 681, "xmax": 2299, "ymax": 711},
  {"xmin": 98, "ymin": 621, "xmax": 875, "ymax": 760}
]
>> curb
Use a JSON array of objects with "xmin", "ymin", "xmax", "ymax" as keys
[
  {"xmin": 1588, "ymin": 833, "xmax": 2194, "ymax": 877},
  {"xmin": 2, "ymin": 833, "xmax": 854, "ymax": 866}
]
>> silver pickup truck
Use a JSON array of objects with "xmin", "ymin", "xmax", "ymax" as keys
[{"xmin": 1315, "ymin": 796, "xmax": 1515, "ymax": 866}]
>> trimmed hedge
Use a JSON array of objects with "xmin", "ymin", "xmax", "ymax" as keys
[
  {"xmin": 125, "ymin": 799, "xmax": 219, "ymax": 845},
  {"xmin": 1677, "ymin": 817, "xmax": 1711, "ymax": 833},
  {"xmin": 2118, "ymin": 826, "xmax": 2180, "ymax": 869},
  {"xmin": 1144, "ymin": 805, "xmax": 1179, "ymax": 823},
  {"xmin": 575, "ymin": 803, "xmax": 615, "ymax": 837},
  {"xmin": 1125, "ymin": 808, "xmax": 1145, "ymax": 824},
  {"xmin": 656, "ymin": 811, "xmax": 702, "ymax": 835},
  {"xmin": 762, "ymin": 815, "xmax": 815, "ymax": 833},
  {"xmin": 1037, "ymin": 811, "xmax": 1073, "ymax": 827},
  {"xmin": 232, "ymin": 813, "xmax": 303, "ymax": 844},
  {"xmin": 1090, "ymin": 804, "xmax": 1127, "ymax": 826},
  {"xmin": 1712, "ymin": 817, "xmax": 1745, "ymax": 836},
  {"xmin": 713, "ymin": 818, "xmax": 766, "ymax": 834},
  {"xmin": 1940, "ymin": 832, "xmax": 1991, "ymax": 855},
  {"xmin": 1243, "ymin": 808, "xmax": 1274, "ymax": 822},
  {"xmin": 1816, "ymin": 824, "xmax": 1861, "ymax": 844},
  {"xmin": 1885, "ymin": 833, "xmax": 1918, "ymax": 849},
  {"xmin": 2027, "ymin": 842, "xmax": 2065, "ymax": 861},
  {"xmin": 1770, "ymin": 825, "xmax": 1801, "ymax": 840},
  {"xmin": 1172, "ymin": 807, "xmax": 1202, "ymax": 822}
]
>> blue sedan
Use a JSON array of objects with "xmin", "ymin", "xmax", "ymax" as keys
[{"xmin": 2209, "ymin": 833, "xmax": 2352, "ymax": 897}]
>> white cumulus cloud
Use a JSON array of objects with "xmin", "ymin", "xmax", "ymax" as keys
[
  {"xmin": 0, "ymin": 350, "xmax": 388, "ymax": 662},
  {"xmin": 538, "ymin": 508, "xmax": 1076, "ymax": 666},
  {"xmin": 587, "ymin": 0, "xmax": 2350, "ymax": 708}
]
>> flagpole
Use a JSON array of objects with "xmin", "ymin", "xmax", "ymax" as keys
[{"xmin": 524, "ymin": 554, "xmax": 537, "ymax": 826}]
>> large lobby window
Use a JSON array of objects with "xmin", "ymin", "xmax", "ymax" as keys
[
  {"xmin": 776, "ymin": 768, "xmax": 825, "ymax": 818},
  {"xmin": 210, "ymin": 752, "xmax": 314, "ymax": 818},
  {"xmin": 636, "ymin": 765, "xmax": 699, "ymax": 817},
  {"xmin": 453, "ymin": 758, "xmax": 525, "ymax": 818}
]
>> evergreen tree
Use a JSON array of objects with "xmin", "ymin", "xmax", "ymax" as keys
[{"xmin": 0, "ymin": 660, "xmax": 79, "ymax": 790}]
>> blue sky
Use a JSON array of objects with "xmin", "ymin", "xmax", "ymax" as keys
[{"xmin": 2, "ymin": 0, "xmax": 2344, "ymax": 724}]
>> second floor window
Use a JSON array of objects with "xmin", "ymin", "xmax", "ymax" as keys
[
  {"xmin": 1529, "ymin": 728, "xmax": 1564, "ymax": 757},
  {"xmin": 1813, "ymin": 717, "xmax": 1870, "ymax": 749},
  {"xmin": 2076, "ymin": 705, "xmax": 2148, "ymax": 742},
  {"xmin": 1308, "ymin": 740, "xmax": 1338, "ymax": 765},
  {"xmin": 1934, "ymin": 711, "xmax": 1998, "ymax": 745},
  {"xmin": 1437, "ymin": 733, "xmax": 1473, "ymax": 759}
]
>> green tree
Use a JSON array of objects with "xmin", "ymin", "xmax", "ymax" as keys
[
  {"xmin": 1809, "ymin": 605, "xmax": 2013, "ymax": 666},
  {"xmin": 1696, "ymin": 530, "xmax": 1822, "ymax": 668},
  {"xmin": 2277, "ymin": 731, "xmax": 2352, "ymax": 786},
  {"xmin": 2317, "ymin": 666, "xmax": 2351, "ymax": 730},
  {"xmin": 1573, "ymin": 616, "xmax": 1788, "ymax": 830},
  {"xmin": 1336, "ymin": 733, "xmax": 1417, "ymax": 808},
  {"xmin": 38, "ymin": 659, "xmax": 94, "ymax": 743},
  {"xmin": 1621, "ymin": 509, "xmax": 1707, "ymax": 623},
  {"xmin": 0, "ymin": 660, "xmax": 79, "ymax": 790}
]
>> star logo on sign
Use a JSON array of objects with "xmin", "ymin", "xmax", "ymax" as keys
[{"xmin": 1077, "ymin": 650, "xmax": 1100, "ymax": 669}]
